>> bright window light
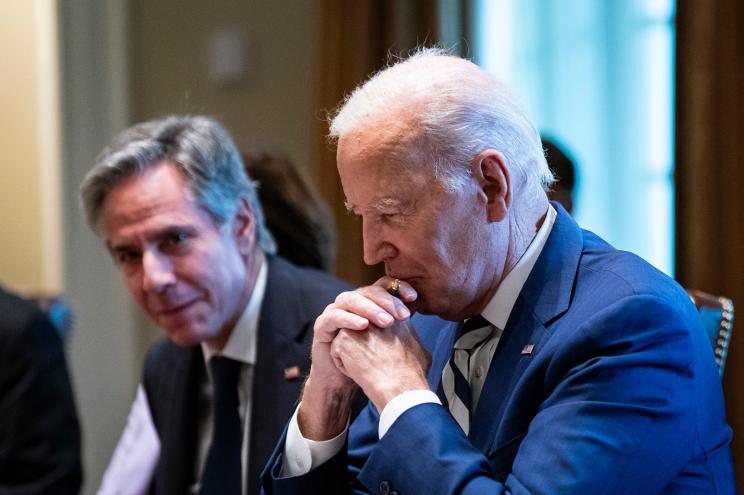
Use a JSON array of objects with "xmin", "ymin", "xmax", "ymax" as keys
[{"xmin": 474, "ymin": 0, "xmax": 676, "ymax": 276}]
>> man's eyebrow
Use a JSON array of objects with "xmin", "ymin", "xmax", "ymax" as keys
[
  {"xmin": 375, "ymin": 197, "xmax": 404, "ymax": 210},
  {"xmin": 106, "ymin": 240, "xmax": 138, "ymax": 257},
  {"xmin": 344, "ymin": 197, "xmax": 405, "ymax": 213},
  {"xmin": 150, "ymin": 225, "xmax": 196, "ymax": 241},
  {"xmin": 105, "ymin": 225, "xmax": 197, "ymax": 251}
]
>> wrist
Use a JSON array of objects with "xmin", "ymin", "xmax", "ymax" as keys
[
  {"xmin": 298, "ymin": 375, "xmax": 357, "ymax": 440},
  {"xmin": 367, "ymin": 373, "xmax": 430, "ymax": 413},
  {"xmin": 378, "ymin": 389, "xmax": 441, "ymax": 438}
]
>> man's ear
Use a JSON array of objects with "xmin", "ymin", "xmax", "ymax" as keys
[
  {"xmin": 232, "ymin": 198, "xmax": 257, "ymax": 255},
  {"xmin": 471, "ymin": 150, "xmax": 510, "ymax": 222}
]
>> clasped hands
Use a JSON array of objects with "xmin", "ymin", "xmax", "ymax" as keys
[{"xmin": 298, "ymin": 277, "xmax": 432, "ymax": 440}]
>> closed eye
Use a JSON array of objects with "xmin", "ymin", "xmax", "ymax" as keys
[{"xmin": 379, "ymin": 211, "xmax": 406, "ymax": 223}]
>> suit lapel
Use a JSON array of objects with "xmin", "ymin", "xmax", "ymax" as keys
[
  {"xmin": 248, "ymin": 257, "xmax": 312, "ymax": 493},
  {"xmin": 469, "ymin": 302, "xmax": 548, "ymax": 452},
  {"xmin": 468, "ymin": 204, "xmax": 583, "ymax": 454}
]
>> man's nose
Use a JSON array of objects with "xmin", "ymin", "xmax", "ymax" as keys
[
  {"xmin": 142, "ymin": 250, "xmax": 176, "ymax": 293},
  {"xmin": 362, "ymin": 220, "xmax": 397, "ymax": 266}
]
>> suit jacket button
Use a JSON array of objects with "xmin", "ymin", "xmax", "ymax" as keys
[
  {"xmin": 379, "ymin": 480, "xmax": 390, "ymax": 495},
  {"xmin": 390, "ymin": 491, "xmax": 399, "ymax": 495}
]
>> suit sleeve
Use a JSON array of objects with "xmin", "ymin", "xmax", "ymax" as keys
[
  {"xmin": 0, "ymin": 310, "xmax": 83, "ymax": 494},
  {"xmin": 261, "ymin": 402, "xmax": 380, "ymax": 495},
  {"xmin": 265, "ymin": 295, "xmax": 711, "ymax": 494}
]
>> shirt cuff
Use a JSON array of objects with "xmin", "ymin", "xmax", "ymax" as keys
[
  {"xmin": 378, "ymin": 389, "xmax": 442, "ymax": 438},
  {"xmin": 280, "ymin": 402, "xmax": 348, "ymax": 477}
]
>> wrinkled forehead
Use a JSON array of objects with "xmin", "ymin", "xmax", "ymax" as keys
[
  {"xmin": 102, "ymin": 163, "xmax": 208, "ymax": 227},
  {"xmin": 342, "ymin": 107, "xmax": 420, "ymax": 147},
  {"xmin": 339, "ymin": 152, "xmax": 443, "ymax": 218},
  {"xmin": 337, "ymin": 106, "xmax": 431, "ymax": 168},
  {"xmin": 338, "ymin": 135, "xmax": 425, "ymax": 185}
]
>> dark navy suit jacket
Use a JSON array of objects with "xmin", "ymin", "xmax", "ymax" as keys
[
  {"xmin": 262, "ymin": 205, "xmax": 736, "ymax": 494},
  {"xmin": 0, "ymin": 287, "xmax": 82, "ymax": 494},
  {"xmin": 143, "ymin": 256, "xmax": 350, "ymax": 494}
]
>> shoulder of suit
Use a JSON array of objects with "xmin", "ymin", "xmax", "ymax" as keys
[
  {"xmin": 0, "ymin": 288, "xmax": 61, "ymax": 351},
  {"xmin": 577, "ymin": 234, "xmax": 687, "ymax": 306},
  {"xmin": 268, "ymin": 255, "xmax": 352, "ymax": 295},
  {"xmin": 0, "ymin": 288, "xmax": 48, "ymax": 330}
]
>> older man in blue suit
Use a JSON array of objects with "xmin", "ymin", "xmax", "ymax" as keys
[{"xmin": 261, "ymin": 48, "xmax": 736, "ymax": 494}]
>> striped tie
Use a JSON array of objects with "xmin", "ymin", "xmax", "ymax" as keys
[{"xmin": 441, "ymin": 315, "xmax": 493, "ymax": 434}]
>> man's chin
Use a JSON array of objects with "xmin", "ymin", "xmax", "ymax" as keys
[
  {"xmin": 163, "ymin": 327, "xmax": 206, "ymax": 347},
  {"xmin": 412, "ymin": 297, "xmax": 465, "ymax": 322},
  {"xmin": 410, "ymin": 303, "xmax": 445, "ymax": 319}
]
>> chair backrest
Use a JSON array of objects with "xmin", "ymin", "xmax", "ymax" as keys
[
  {"xmin": 30, "ymin": 294, "xmax": 74, "ymax": 345},
  {"xmin": 688, "ymin": 289, "xmax": 734, "ymax": 377}
]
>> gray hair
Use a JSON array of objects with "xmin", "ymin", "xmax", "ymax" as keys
[
  {"xmin": 80, "ymin": 115, "xmax": 276, "ymax": 254},
  {"xmin": 329, "ymin": 47, "xmax": 554, "ymax": 201}
]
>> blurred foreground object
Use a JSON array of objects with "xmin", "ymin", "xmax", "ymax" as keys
[{"xmin": 0, "ymin": 286, "xmax": 82, "ymax": 493}]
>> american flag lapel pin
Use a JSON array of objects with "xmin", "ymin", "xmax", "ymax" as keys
[
  {"xmin": 521, "ymin": 344, "xmax": 535, "ymax": 355},
  {"xmin": 284, "ymin": 365, "xmax": 301, "ymax": 380}
]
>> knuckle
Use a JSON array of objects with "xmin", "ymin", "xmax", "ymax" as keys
[
  {"xmin": 331, "ymin": 337, "xmax": 345, "ymax": 355},
  {"xmin": 313, "ymin": 313, "xmax": 328, "ymax": 332},
  {"xmin": 314, "ymin": 304, "xmax": 336, "ymax": 327},
  {"xmin": 335, "ymin": 290, "xmax": 356, "ymax": 305}
]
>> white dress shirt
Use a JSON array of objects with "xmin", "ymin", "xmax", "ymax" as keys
[
  {"xmin": 282, "ymin": 205, "xmax": 557, "ymax": 477},
  {"xmin": 97, "ymin": 260, "xmax": 268, "ymax": 495}
]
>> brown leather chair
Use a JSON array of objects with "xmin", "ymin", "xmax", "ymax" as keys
[{"xmin": 688, "ymin": 290, "xmax": 734, "ymax": 377}]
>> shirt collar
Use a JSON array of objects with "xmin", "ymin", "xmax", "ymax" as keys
[
  {"xmin": 201, "ymin": 258, "xmax": 268, "ymax": 365},
  {"xmin": 480, "ymin": 204, "xmax": 557, "ymax": 329}
]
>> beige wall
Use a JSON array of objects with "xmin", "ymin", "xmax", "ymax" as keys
[
  {"xmin": 132, "ymin": 0, "xmax": 322, "ymax": 174},
  {"xmin": 59, "ymin": 2, "xmax": 140, "ymax": 493},
  {"xmin": 0, "ymin": 0, "xmax": 62, "ymax": 294}
]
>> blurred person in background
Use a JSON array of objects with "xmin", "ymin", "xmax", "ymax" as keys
[
  {"xmin": 542, "ymin": 136, "xmax": 577, "ymax": 215},
  {"xmin": 242, "ymin": 151, "xmax": 336, "ymax": 271}
]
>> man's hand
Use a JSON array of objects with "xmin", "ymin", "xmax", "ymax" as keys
[
  {"xmin": 298, "ymin": 277, "xmax": 417, "ymax": 439},
  {"xmin": 331, "ymin": 318, "xmax": 432, "ymax": 412}
]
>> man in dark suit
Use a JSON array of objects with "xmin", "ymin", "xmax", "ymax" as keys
[
  {"xmin": 80, "ymin": 115, "xmax": 348, "ymax": 494},
  {"xmin": 261, "ymin": 49, "xmax": 736, "ymax": 493},
  {"xmin": 0, "ymin": 287, "xmax": 82, "ymax": 494}
]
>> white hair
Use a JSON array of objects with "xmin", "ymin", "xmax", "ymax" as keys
[{"xmin": 329, "ymin": 47, "xmax": 554, "ymax": 201}]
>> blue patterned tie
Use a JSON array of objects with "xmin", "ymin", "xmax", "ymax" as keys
[
  {"xmin": 441, "ymin": 315, "xmax": 493, "ymax": 434},
  {"xmin": 200, "ymin": 356, "xmax": 242, "ymax": 494}
]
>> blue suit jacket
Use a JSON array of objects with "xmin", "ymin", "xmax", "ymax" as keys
[{"xmin": 262, "ymin": 206, "xmax": 736, "ymax": 494}]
